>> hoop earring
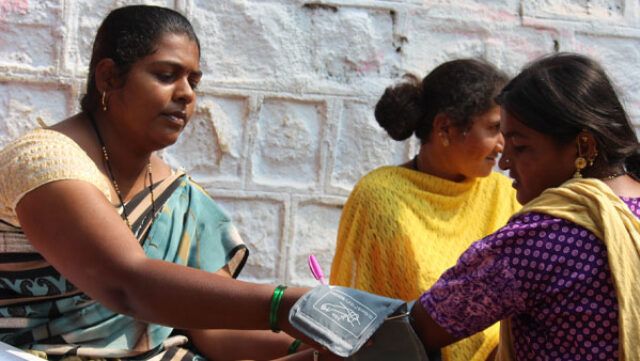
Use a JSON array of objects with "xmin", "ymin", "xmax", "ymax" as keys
[
  {"xmin": 573, "ymin": 139, "xmax": 587, "ymax": 178},
  {"xmin": 101, "ymin": 91, "xmax": 108, "ymax": 112}
]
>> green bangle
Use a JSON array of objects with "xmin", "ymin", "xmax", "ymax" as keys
[
  {"xmin": 270, "ymin": 285, "xmax": 287, "ymax": 332},
  {"xmin": 287, "ymin": 339, "xmax": 302, "ymax": 354}
]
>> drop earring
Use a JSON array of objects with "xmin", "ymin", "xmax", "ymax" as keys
[
  {"xmin": 573, "ymin": 138, "xmax": 587, "ymax": 178},
  {"xmin": 438, "ymin": 131, "xmax": 450, "ymax": 147},
  {"xmin": 101, "ymin": 91, "xmax": 108, "ymax": 112}
]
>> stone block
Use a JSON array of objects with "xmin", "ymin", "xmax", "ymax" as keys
[
  {"xmin": 192, "ymin": 0, "xmax": 306, "ymax": 81},
  {"xmin": 414, "ymin": 1, "xmax": 518, "ymax": 21},
  {"xmin": 485, "ymin": 28, "xmax": 561, "ymax": 75},
  {"xmin": 73, "ymin": 0, "xmax": 174, "ymax": 72},
  {"xmin": 163, "ymin": 95, "xmax": 248, "ymax": 184},
  {"xmin": 330, "ymin": 100, "xmax": 408, "ymax": 192},
  {"xmin": 523, "ymin": 0, "xmax": 625, "ymax": 22},
  {"xmin": 251, "ymin": 98, "xmax": 325, "ymax": 189},
  {"xmin": 300, "ymin": 5, "xmax": 398, "ymax": 82},
  {"xmin": 213, "ymin": 196, "xmax": 286, "ymax": 283},
  {"xmin": 574, "ymin": 35, "xmax": 640, "ymax": 125},
  {"xmin": 288, "ymin": 199, "xmax": 343, "ymax": 286},
  {"xmin": 0, "ymin": 23, "xmax": 58, "ymax": 70},
  {"xmin": 0, "ymin": 0, "xmax": 60, "ymax": 25},
  {"xmin": 0, "ymin": 82, "xmax": 70, "ymax": 147},
  {"xmin": 402, "ymin": 10, "xmax": 518, "ymax": 75}
]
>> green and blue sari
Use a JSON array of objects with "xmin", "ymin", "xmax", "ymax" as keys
[{"xmin": 0, "ymin": 172, "xmax": 248, "ymax": 360}]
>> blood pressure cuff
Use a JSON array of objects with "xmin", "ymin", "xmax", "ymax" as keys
[{"xmin": 288, "ymin": 285, "xmax": 429, "ymax": 360}]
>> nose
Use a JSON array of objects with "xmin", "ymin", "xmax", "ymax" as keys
[
  {"xmin": 498, "ymin": 154, "xmax": 510, "ymax": 170},
  {"xmin": 495, "ymin": 132, "xmax": 504, "ymax": 153},
  {"xmin": 174, "ymin": 77, "xmax": 196, "ymax": 104}
]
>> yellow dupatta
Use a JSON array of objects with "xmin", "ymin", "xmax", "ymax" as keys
[{"xmin": 496, "ymin": 177, "xmax": 640, "ymax": 361}]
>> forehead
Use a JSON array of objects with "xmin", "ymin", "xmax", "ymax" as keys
[
  {"xmin": 500, "ymin": 109, "xmax": 531, "ymax": 138},
  {"xmin": 140, "ymin": 33, "xmax": 200, "ymax": 69},
  {"xmin": 474, "ymin": 105, "xmax": 501, "ymax": 123}
]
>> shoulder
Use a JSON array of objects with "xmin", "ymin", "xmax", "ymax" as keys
[
  {"xmin": 353, "ymin": 166, "xmax": 411, "ymax": 193},
  {"xmin": 477, "ymin": 171, "xmax": 515, "ymax": 191},
  {"xmin": 357, "ymin": 166, "xmax": 405, "ymax": 184},
  {"xmin": 475, "ymin": 171, "xmax": 519, "ymax": 207},
  {"xmin": 347, "ymin": 166, "xmax": 409, "ymax": 204},
  {"xmin": 466, "ymin": 211, "xmax": 603, "ymax": 273},
  {"xmin": 0, "ymin": 129, "xmax": 111, "ymax": 224}
]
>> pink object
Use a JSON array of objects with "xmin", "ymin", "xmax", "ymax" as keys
[{"xmin": 308, "ymin": 254, "xmax": 327, "ymax": 285}]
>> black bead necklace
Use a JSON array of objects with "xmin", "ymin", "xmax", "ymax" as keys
[{"xmin": 86, "ymin": 112, "xmax": 156, "ymax": 229}]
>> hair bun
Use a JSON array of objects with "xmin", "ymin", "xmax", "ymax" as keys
[{"xmin": 374, "ymin": 75, "xmax": 425, "ymax": 141}]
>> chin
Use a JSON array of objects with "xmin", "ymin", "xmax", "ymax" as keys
[
  {"xmin": 152, "ymin": 136, "xmax": 179, "ymax": 150},
  {"xmin": 516, "ymin": 194, "xmax": 527, "ymax": 205},
  {"xmin": 516, "ymin": 190, "xmax": 537, "ymax": 205},
  {"xmin": 473, "ymin": 167, "xmax": 493, "ymax": 179}
]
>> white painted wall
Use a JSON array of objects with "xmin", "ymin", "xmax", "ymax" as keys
[{"xmin": 1, "ymin": 0, "xmax": 639, "ymax": 286}]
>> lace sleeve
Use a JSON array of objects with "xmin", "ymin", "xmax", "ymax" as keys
[{"xmin": 0, "ymin": 129, "xmax": 111, "ymax": 226}]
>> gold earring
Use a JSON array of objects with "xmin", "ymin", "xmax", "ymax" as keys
[
  {"xmin": 101, "ymin": 91, "xmax": 108, "ymax": 112},
  {"xmin": 574, "ymin": 157, "xmax": 587, "ymax": 178},
  {"xmin": 573, "ymin": 139, "xmax": 587, "ymax": 178},
  {"xmin": 438, "ymin": 131, "xmax": 450, "ymax": 147},
  {"xmin": 589, "ymin": 148, "xmax": 598, "ymax": 167}
]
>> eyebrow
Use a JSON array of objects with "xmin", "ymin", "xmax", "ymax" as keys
[
  {"xmin": 150, "ymin": 61, "xmax": 203, "ymax": 77},
  {"xmin": 502, "ymin": 130, "xmax": 527, "ymax": 139}
]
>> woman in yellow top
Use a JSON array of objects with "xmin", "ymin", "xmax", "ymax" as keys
[{"xmin": 330, "ymin": 59, "xmax": 521, "ymax": 361}]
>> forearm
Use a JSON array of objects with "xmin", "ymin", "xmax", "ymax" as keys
[
  {"xmin": 117, "ymin": 257, "xmax": 308, "ymax": 331},
  {"xmin": 409, "ymin": 299, "xmax": 457, "ymax": 351}
]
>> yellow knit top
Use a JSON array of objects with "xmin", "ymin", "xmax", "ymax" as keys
[
  {"xmin": 330, "ymin": 166, "xmax": 520, "ymax": 361},
  {"xmin": 0, "ymin": 128, "xmax": 112, "ymax": 227}
]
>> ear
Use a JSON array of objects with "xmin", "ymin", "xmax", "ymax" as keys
[
  {"xmin": 432, "ymin": 113, "xmax": 451, "ymax": 136},
  {"xmin": 576, "ymin": 130, "xmax": 598, "ymax": 163},
  {"xmin": 94, "ymin": 58, "xmax": 121, "ymax": 93}
]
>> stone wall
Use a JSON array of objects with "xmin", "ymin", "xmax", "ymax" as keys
[{"xmin": 1, "ymin": 0, "xmax": 639, "ymax": 286}]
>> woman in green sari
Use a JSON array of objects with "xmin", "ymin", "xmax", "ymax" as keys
[{"xmin": 0, "ymin": 5, "xmax": 339, "ymax": 361}]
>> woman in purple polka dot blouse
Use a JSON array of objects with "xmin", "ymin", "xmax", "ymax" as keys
[{"xmin": 409, "ymin": 53, "xmax": 640, "ymax": 361}]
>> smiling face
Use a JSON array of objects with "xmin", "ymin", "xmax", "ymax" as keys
[
  {"xmin": 107, "ymin": 32, "xmax": 202, "ymax": 151},
  {"xmin": 447, "ymin": 105, "xmax": 504, "ymax": 180},
  {"xmin": 498, "ymin": 109, "xmax": 576, "ymax": 204}
]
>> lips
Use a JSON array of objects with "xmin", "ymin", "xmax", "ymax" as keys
[{"xmin": 161, "ymin": 111, "xmax": 187, "ymax": 128}]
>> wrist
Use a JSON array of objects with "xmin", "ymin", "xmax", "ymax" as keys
[
  {"xmin": 270, "ymin": 285, "xmax": 287, "ymax": 333},
  {"xmin": 276, "ymin": 287, "xmax": 309, "ymax": 335}
]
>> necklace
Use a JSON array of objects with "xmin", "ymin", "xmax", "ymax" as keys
[{"xmin": 86, "ymin": 112, "xmax": 156, "ymax": 230}]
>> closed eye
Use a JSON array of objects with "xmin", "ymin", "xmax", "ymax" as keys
[
  {"xmin": 188, "ymin": 76, "xmax": 200, "ymax": 90},
  {"xmin": 156, "ymin": 73, "xmax": 175, "ymax": 83}
]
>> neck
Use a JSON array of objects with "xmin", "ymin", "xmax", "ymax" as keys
[
  {"xmin": 415, "ymin": 143, "xmax": 467, "ymax": 183},
  {"xmin": 86, "ymin": 111, "xmax": 153, "ymax": 200}
]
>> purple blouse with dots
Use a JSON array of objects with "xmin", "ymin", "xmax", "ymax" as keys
[{"xmin": 419, "ymin": 197, "xmax": 640, "ymax": 360}]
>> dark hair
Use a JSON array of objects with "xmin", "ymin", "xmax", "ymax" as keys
[
  {"xmin": 497, "ymin": 53, "xmax": 640, "ymax": 179},
  {"xmin": 80, "ymin": 5, "xmax": 200, "ymax": 114},
  {"xmin": 374, "ymin": 59, "xmax": 507, "ymax": 142}
]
